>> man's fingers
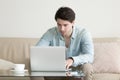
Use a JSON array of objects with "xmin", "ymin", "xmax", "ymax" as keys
[
  {"xmin": 66, "ymin": 63, "xmax": 71, "ymax": 70},
  {"xmin": 66, "ymin": 59, "xmax": 73, "ymax": 70},
  {"xmin": 66, "ymin": 64, "xmax": 69, "ymax": 70}
]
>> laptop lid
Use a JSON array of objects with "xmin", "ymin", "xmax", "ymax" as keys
[{"xmin": 30, "ymin": 46, "xmax": 66, "ymax": 72}]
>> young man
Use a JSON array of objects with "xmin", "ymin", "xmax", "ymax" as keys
[{"xmin": 36, "ymin": 6, "xmax": 94, "ymax": 78}]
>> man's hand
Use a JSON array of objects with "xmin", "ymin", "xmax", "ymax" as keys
[{"xmin": 65, "ymin": 58, "xmax": 73, "ymax": 70}]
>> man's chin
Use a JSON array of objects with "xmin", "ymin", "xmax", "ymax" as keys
[
  {"xmin": 60, "ymin": 32, "xmax": 66, "ymax": 37},
  {"xmin": 60, "ymin": 33, "xmax": 65, "ymax": 36},
  {"xmin": 61, "ymin": 34, "xmax": 65, "ymax": 37}
]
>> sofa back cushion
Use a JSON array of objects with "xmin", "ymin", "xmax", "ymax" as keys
[
  {"xmin": 93, "ymin": 38, "xmax": 120, "ymax": 73},
  {"xmin": 0, "ymin": 38, "xmax": 39, "ymax": 70}
]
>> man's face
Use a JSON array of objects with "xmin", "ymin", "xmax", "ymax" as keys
[{"xmin": 56, "ymin": 19, "xmax": 74, "ymax": 37}]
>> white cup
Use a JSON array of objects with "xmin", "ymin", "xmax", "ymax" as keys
[{"xmin": 14, "ymin": 64, "xmax": 25, "ymax": 71}]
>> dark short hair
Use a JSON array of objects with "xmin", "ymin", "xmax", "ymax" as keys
[{"xmin": 55, "ymin": 7, "xmax": 75, "ymax": 23}]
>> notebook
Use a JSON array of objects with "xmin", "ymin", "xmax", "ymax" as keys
[
  {"xmin": 30, "ymin": 46, "xmax": 66, "ymax": 72},
  {"xmin": 30, "ymin": 46, "xmax": 80, "ymax": 76}
]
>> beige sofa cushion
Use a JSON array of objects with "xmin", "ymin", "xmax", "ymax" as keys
[
  {"xmin": 0, "ymin": 38, "xmax": 39, "ymax": 71},
  {"xmin": 93, "ymin": 73, "xmax": 120, "ymax": 80},
  {"xmin": 0, "ymin": 59, "xmax": 14, "ymax": 70},
  {"xmin": 93, "ymin": 40, "xmax": 120, "ymax": 73}
]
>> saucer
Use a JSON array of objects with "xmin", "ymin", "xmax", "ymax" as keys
[{"xmin": 10, "ymin": 69, "xmax": 28, "ymax": 73}]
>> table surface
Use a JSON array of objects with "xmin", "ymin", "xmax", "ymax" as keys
[{"xmin": 0, "ymin": 70, "xmax": 85, "ymax": 78}]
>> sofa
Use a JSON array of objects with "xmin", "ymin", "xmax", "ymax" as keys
[
  {"xmin": 0, "ymin": 37, "xmax": 120, "ymax": 80},
  {"xmin": 0, "ymin": 38, "xmax": 44, "ymax": 80},
  {"xmin": 83, "ymin": 38, "xmax": 120, "ymax": 80}
]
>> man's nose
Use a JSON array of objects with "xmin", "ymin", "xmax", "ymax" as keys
[{"xmin": 61, "ymin": 26, "xmax": 65, "ymax": 31}]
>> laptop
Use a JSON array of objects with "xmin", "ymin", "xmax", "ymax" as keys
[{"xmin": 30, "ymin": 46, "xmax": 67, "ymax": 76}]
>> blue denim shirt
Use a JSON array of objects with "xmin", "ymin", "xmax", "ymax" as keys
[{"xmin": 36, "ymin": 26, "xmax": 94, "ymax": 67}]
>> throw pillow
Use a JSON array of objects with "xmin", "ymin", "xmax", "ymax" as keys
[
  {"xmin": 93, "ymin": 42, "xmax": 120, "ymax": 73},
  {"xmin": 0, "ymin": 59, "xmax": 14, "ymax": 70}
]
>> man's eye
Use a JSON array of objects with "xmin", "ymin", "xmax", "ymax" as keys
[
  {"xmin": 64, "ymin": 25, "xmax": 67, "ymax": 27},
  {"xmin": 57, "ymin": 24, "xmax": 61, "ymax": 26}
]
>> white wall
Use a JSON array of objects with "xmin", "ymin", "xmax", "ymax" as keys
[{"xmin": 0, "ymin": 0, "xmax": 120, "ymax": 38}]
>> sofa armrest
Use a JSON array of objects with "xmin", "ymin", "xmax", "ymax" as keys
[{"xmin": 81, "ymin": 63, "xmax": 93, "ymax": 80}]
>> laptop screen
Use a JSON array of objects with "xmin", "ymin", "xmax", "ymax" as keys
[{"xmin": 30, "ymin": 46, "xmax": 66, "ymax": 72}]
